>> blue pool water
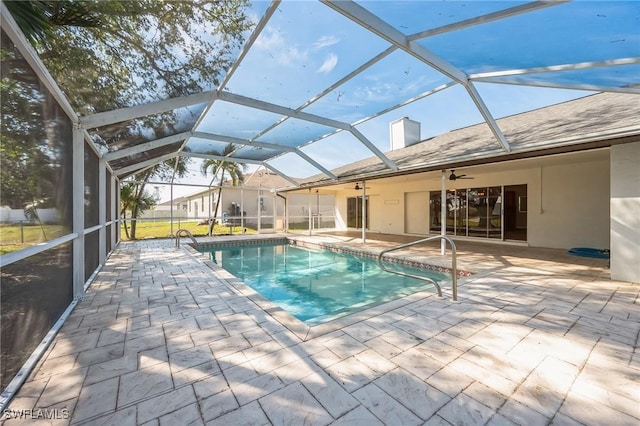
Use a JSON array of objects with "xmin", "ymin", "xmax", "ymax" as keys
[{"xmin": 203, "ymin": 242, "xmax": 449, "ymax": 325}]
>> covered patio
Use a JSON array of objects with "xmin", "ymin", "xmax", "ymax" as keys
[{"xmin": 4, "ymin": 234, "xmax": 637, "ymax": 425}]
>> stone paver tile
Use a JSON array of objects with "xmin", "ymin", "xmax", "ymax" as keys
[
  {"xmin": 390, "ymin": 348, "xmax": 445, "ymax": 381},
  {"xmin": 449, "ymin": 357, "xmax": 518, "ymax": 399},
  {"xmin": 230, "ymin": 373, "xmax": 284, "ymax": 406},
  {"xmin": 432, "ymin": 331, "xmax": 475, "ymax": 352},
  {"xmin": 343, "ymin": 323, "xmax": 384, "ymax": 343},
  {"xmin": 363, "ymin": 335, "xmax": 404, "ymax": 358},
  {"xmin": 138, "ymin": 346, "xmax": 169, "ymax": 370},
  {"xmin": 192, "ymin": 374, "xmax": 229, "ymax": 401},
  {"xmin": 205, "ymin": 401, "xmax": 269, "ymax": 426},
  {"xmin": 137, "ymin": 384, "xmax": 196, "ymax": 424},
  {"xmin": 574, "ymin": 363, "xmax": 639, "ymax": 403},
  {"xmin": 353, "ymin": 383, "xmax": 422, "ymax": 426},
  {"xmin": 498, "ymin": 399, "xmax": 550, "ymax": 426},
  {"xmin": 259, "ymin": 382, "xmax": 333, "ymax": 426},
  {"xmin": 33, "ymin": 355, "xmax": 78, "ymax": 380},
  {"xmin": 301, "ymin": 369, "xmax": 359, "ymax": 419},
  {"xmin": 436, "ymin": 392, "xmax": 495, "ymax": 426},
  {"xmin": 485, "ymin": 413, "xmax": 518, "ymax": 426},
  {"xmin": 242, "ymin": 328, "xmax": 272, "ymax": 347},
  {"xmin": 460, "ymin": 346, "xmax": 530, "ymax": 385},
  {"xmin": 569, "ymin": 376, "xmax": 640, "ymax": 420},
  {"xmin": 76, "ymin": 342, "xmax": 124, "ymax": 368},
  {"xmin": 169, "ymin": 345, "xmax": 215, "ymax": 373},
  {"xmin": 415, "ymin": 337, "xmax": 463, "ymax": 364},
  {"xmin": 71, "ymin": 377, "xmax": 119, "ymax": 423},
  {"xmin": 97, "ymin": 329, "xmax": 126, "ymax": 348},
  {"xmin": 85, "ymin": 355, "xmax": 137, "ymax": 386},
  {"xmin": 422, "ymin": 414, "xmax": 454, "ymax": 426},
  {"xmin": 309, "ymin": 349, "xmax": 342, "ymax": 369},
  {"xmin": 323, "ymin": 334, "xmax": 368, "ymax": 359},
  {"xmin": 549, "ymin": 412, "xmax": 587, "ymax": 426},
  {"xmin": 124, "ymin": 331, "xmax": 166, "ymax": 355},
  {"xmin": 172, "ymin": 361, "xmax": 221, "ymax": 388},
  {"xmin": 10, "ymin": 377, "xmax": 48, "ymax": 402},
  {"xmin": 325, "ymin": 356, "xmax": 378, "ymax": 393},
  {"xmin": 445, "ymin": 319, "xmax": 490, "ymax": 340},
  {"xmin": 272, "ymin": 358, "xmax": 317, "ymax": 384},
  {"xmin": 117, "ymin": 362, "xmax": 174, "ymax": 407},
  {"xmin": 47, "ymin": 333, "xmax": 100, "ymax": 359},
  {"xmin": 166, "ymin": 334, "xmax": 195, "ymax": 354},
  {"xmin": 378, "ymin": 329, "xmax": 425, "ymax": 351},
  {"xmin": 248, "ymin": 347, "xmax": 301, "ymax": 375},
  {"xmin": 220, "ymin": 361, "xmax": 259, "ymax": 385},
  {"xmin": 330, "ymin": 405, "xmax": 384, "ymax": 426},
  {"xmin": 162, "ymin": 317, "xmax": 200, "ymax": 338},
  {"xmin": 36, "ymin": 368, "xmax": 88, "ymax": 408},
  {"xmin": 374, "ymin": 368, "xmax": 450, "ymax": 420},
  {"xmin": 86, "ymin": 406, "xmax": 136, "ymax": 426},
  {"xmin": 189, "ymin": 328, "xmax": 229, "ymax": 347},
  {"xmin": 208, "ymin": 335, "xmax": 252, "ymax": 359},
  {"xmin": 159, "ymin": 402, "xmax": 204, "ymax": 426},
  {"xmin": 199, "ymin": 389, "xmax": 238, "ymax": 422},
  {"xmin": 427, "ymin": 366, "xmax": 475, "ymax": 397},
  {"xmin": 354, "ymin": 349, "xmax": 396, "ymax": 376},
  {"xmin": 463, "ymin": 382, "xmax": 507, "ymax": 411}
]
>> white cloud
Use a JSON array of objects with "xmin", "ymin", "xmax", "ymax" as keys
[
  {"xmin": 254, "ymin": 27, "xmax": 307, "ymax": 66},
  {"xmin": 317, "ymin": 53, "xmax": 338, "ymax": 74},
  {"xmin": 313, "ymin": 35, "xmax": 340, "ymax": 49}
]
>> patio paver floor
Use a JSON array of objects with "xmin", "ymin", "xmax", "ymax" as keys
[{"xmin": 2, "ymin": 235, "xmax": 638, "ymax": 425}]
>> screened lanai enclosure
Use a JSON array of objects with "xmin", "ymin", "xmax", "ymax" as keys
[{"xmin": 1, "ymin": 0, "xmax": 639, "ymax": 406}]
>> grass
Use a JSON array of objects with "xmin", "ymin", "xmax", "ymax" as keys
[
  {"xmin": 120, "ymin": 220, "xmax": 256, "ymax": 241},
  {"xmin": 0, "ymin": 223, "xmax": 70, "ymax": 255},
  {"xmin": 0, "ymin": 220, "xmax": 257, "ymax": 254}
]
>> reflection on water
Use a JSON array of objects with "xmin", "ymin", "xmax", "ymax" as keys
[{"xmin": 206, "ymin": 243, "xmax": 448, "ymax": 325}]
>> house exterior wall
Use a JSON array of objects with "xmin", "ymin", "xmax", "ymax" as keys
[
  {"xmin": 610, "ymin": 142, "xmax": 640, "ymax": 282},
  {"xmin": 331, "ymin": 153, "xmax": 611, "ymax": 250},
  {"xmin": 531, "ymin": 158, "xmax": 609, "ymax": 249}
]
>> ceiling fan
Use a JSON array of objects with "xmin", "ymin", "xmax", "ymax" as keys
[{"xmin": 449, "ymin": 170, "xmax": 474, "ymax": 181}]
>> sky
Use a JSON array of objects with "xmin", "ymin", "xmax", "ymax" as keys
[{"xmin": 158, "ymin": 0, "xmax": 640, "ymax": 203}]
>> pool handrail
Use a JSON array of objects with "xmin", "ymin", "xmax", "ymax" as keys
[
  {"xmin": 175, "ymin": 229, "xmax": 198, "ymax": 248},
  {"xmin": 377, "ymin": 235, "xmax": 458, "ymax": 301}
]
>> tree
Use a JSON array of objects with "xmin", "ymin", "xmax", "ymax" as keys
[
  {"xmin": 200, "ymin": 144, "xmax": 247, "ymax": 236},
  {"xmin": 121, "ymin": 156, "xmax": 188, "ymax": 239},
  {"xmin": 5, "ymin": 0, "xmax": 252, "ymax": 238},
  {"xmin": 7, "ymin": 1, "xmax": 253, "ymax": 114}
]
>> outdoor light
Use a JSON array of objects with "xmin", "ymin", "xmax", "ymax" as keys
[{"xmin": 355, "ymin": 183, "xmax": 361, "ymax": 190}]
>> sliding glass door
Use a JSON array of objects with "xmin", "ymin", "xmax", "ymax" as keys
[
  {"xmin": 429, "ymin": 185, "xmax": 526, "ymax": 241},
  {"xmin": 347, "ymin": 196, "xmax": 369, "ymax": 229}
]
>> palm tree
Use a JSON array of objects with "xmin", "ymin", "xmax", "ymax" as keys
[
  {"xmin": 120, "ymin": 182, "xmax": 155, "ymax": 239},
  {"xmin": 200, "ymin": 144, "xmax": 247, "ymax": 236}
]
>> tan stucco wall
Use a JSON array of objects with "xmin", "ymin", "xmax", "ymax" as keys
[
  {"xmin": 610, "ymin": 142, "xmax": 640, "ymax": 282},
  {"xmin": 330, "ymin": 152, "xmax": 611, "ymax": 250}
]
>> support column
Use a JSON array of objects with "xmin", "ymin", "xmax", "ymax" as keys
[
  {"xmin": 308, "ymin": 189, "xmax": 312, "ymax": 236},
  {"xmin": 441, "ymin": 170, "xmax": 446, "ymax": 255},
  {"xmin": 98, "ymin": 159, "xmax": 106, "ymax": 264},
  {"xmin": 72, "ymin": 127, "xmax": 85, "ymax": 299},
  {"xmin": 110, "ymin": 173, "xmax": 117, "ymax": 249},
  {"xmin": 362, "ymin": 181, "xmax": 367, "ymax": 244}
]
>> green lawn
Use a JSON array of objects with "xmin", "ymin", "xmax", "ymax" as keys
[
  {"xmin": 120, "ymin": 220, "xmax": 255, "ymax": 240},
  {"xmin": 0, "ymin": 220, "xmax": 256, "ymax": 255},
  {"xmin": 0, "ymin": 223, "xmax": 70, "ymax": 255}
]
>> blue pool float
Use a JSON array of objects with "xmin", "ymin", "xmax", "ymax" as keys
[{"xmin": 568, "ymin": 247, "xmax": 610, "ymax": 259}]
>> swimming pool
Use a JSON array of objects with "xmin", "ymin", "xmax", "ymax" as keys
[{"xmin": 202, "ymin": 242, "xmax": 450, "ymax": 325}]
